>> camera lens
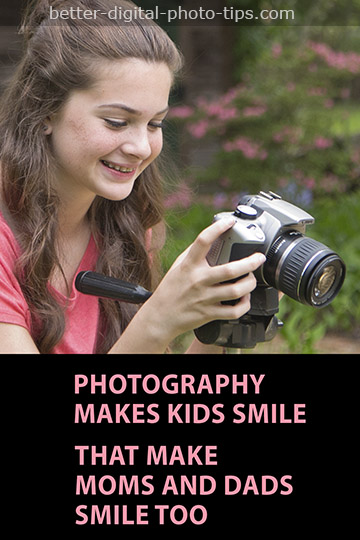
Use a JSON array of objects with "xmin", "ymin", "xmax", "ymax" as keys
[
  {"xmin": 313, "ymin": 266, "xmax": 336, "ymax": 298},
  {"xmin": 306, "ymin": 255, "xmax": 345, "ymax": 307},
  {"xmin": 263, "ymin": 231, "xmax": 346, "ymax": 307}
]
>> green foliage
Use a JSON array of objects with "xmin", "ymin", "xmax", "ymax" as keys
[
  {"xmin": 169, "ymin": 27, "xmax": 360, "ymax": 201},
  {"xmin": 277, "ymin": 190, "xmax": 360, "ymax": 353}
]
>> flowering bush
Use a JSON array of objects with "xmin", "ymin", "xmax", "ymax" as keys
[
  {"xmin": 168, "ymin": 29, "xmax": 360, "ymax": 209},
  {"xmin": 162, "ymin": 28, "xmax": 360, "ymax": 350}
]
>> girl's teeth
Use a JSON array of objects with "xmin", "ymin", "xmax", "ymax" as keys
[{"xmin": 102, "ymin": 160, "xmax": 133, "ymax": 172}]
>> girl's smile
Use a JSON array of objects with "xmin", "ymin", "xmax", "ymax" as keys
[
  {"xmin": 100, "ymin": 159, "xmax": 139, "ymax": 180},
  {"xmin": 46, "ymin": 58, "xmax": 172, "ymax": 207}
]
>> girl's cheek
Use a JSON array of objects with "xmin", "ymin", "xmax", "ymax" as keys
[{"xmin": 152, "ymin": 133, "xmax": 164, "ymax": 158}]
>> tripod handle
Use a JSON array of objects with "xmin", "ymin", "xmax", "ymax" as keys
[{"xmin": 75, "ymin": 271, "xmax": 152, "ymax": 304}]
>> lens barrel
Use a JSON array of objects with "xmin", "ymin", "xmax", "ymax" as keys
[{"xmin": 263, "ymin": 231, "xmax": 345, "ymax": 307}]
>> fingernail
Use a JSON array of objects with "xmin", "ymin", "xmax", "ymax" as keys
[
  {"xmin": 222, "ymin": 216, "xmax": 236, "ymax": 226},
  {"xmin": 256, "ymin": 253, "xmax": 266, "ymax": 264}
]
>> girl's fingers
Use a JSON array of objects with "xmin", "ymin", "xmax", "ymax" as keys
[
  {"xmin": 209, "ymin": 272, "xmax": 257, "ymax": 303},
  {"xmin": 204, "ymin": 252, "xmax": 266, "ymax": 286},
  {"xmin": 186, "ymin": 217, "xmax": 236, "ymax": 264},
  {"xmin": 214, "ymin": 293, "xmax": 252, "ymax": 321}
]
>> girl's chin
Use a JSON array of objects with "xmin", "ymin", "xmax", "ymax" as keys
[
  {"xmin": 97, "ymin": 180, "xmax": 137, "ymax": 201},
  {"xmin": 97, "ymin": 163, "xmax": 138, "ymax": 200}
]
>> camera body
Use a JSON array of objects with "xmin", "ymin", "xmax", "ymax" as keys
[{"xmin": 194, "ymin": 191, "xmax": 346, "ymax": 349}]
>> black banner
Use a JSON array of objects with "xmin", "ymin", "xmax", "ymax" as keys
[{"xmin": 7, "ymin": 354, "xmax": 354, "ymax": 538}]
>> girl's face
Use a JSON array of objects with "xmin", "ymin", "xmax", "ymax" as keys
[{"xmin": 47, "ymin": 58, "xmax": 172, "ymax": 206}]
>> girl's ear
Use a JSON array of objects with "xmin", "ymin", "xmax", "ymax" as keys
[
  {"xmin": 43, "ymin": 124, "xmax": 52, "ymax": 135},
  {"xmin": 43, "ymin": 122, "xmax": 52, "ymax": 135}
]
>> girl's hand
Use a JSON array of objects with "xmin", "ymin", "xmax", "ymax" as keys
[{"xmin": 140, "ymin": 217, "xmax": 266, "ymax": 345}]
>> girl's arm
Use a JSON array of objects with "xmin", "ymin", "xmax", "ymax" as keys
[
  {"xmin": 108, "ymin": 218, "xmax": 265, "ymax": 354},
  {"xmin": 0, "ymin": 323, "xmax": 40, "ymax": 354}
]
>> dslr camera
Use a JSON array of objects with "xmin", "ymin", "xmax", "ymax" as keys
[{"xmin": 194, "ymin": 191, "xmax": 346, "ymax": 349}]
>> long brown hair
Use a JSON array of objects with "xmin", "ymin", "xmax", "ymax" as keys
[{"xmin": 0, "ymin": 0, "xmax": 183, "ymax": 353}]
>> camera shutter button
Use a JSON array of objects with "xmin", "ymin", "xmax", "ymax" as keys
[{"xmin": 234, "ymin": 205, "xmax": 258, "ymax": 219}]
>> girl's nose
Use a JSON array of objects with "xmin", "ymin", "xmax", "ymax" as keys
[{"xmin": 120, "ymin": 127, "xmax": 152, "ymax": 161}]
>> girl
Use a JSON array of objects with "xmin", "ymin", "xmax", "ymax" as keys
[{"xmin": 0, "ymin": 0, "xmax": 265, "ymax": 354}]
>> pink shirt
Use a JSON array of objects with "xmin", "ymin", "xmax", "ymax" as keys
[{"xmin": 0, "ymin": 210, "xmax": 100, "ymax": 353}]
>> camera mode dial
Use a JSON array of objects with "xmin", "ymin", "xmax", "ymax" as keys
[{"xmin": 234, "ymin": 205, "xmax": 258, "ymax": 220}]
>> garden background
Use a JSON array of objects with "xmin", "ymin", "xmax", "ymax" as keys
[{"xmin": 0, "ymin": 0, "xmax": 359, "ymax": 353}]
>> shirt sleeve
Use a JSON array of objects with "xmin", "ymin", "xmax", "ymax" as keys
[{"xmin": 0, "ymin": 234, "xmax": 31, "ymax": 330}]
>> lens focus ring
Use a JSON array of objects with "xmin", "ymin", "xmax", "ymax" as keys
[
  {"xmin": 264, "ymin": 231, "xmax": 345, "ymax": 307},
  {"xmin": 279, "ymin": 237, "xmax": 326, "ymax": 300}
]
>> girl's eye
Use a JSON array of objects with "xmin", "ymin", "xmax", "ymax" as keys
[
  {"xmin": 149, "ymin": 121, "xmax": 164, "ymax": 130},
  {"xmin": 104, "ymin": 118, "xmax": 165, "ymax": 129},
  {"xmin": 104, "ymin": 119, "xmax": 127, "ymax": 128}
]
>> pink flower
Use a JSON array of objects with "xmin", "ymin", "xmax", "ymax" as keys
[
  {"xmin": 222, "ymin": 88, "xmax": 238, "ymax": 104},
  {"xmin": 304, "ymin": 177, "xmax": 316, "ymax": 189},
  {"xmin": 164, "ymin": 182, "xmax": 192, "ymax": 209},
  {"xmin": 235, "ymin": 137, "xmax": 258, "ymax": 158},
  {"xmin": 272, "ymin": 43, "xmax": 282, "ymax": 58},
  {"xmin": 286, "ymin": 82, "xmax": 296, "ymax": 92},
  {"xmin": 308, "ymin": 41, "xmax": 360, "ymax": 74},
  {"xmin": 273, "ymin": 132, "xmax": 284, "ymax": 143},
  {"xmin": 314, "ymin": 136, "xmax": 333, "ymax": 149},
  {"xmin": 187, "ymin": 119, "xmax": 209, "ymax": 139},
  {"xmin": 222, "ymin": 86, "xmax": 244, "ymax": 105},
  {"xmin": 223, "ymin": 136, "xmax": 267, "ymax": 160},
  {"xmin": 218, "ymin": 107, "xmax": 238, "ymax": 120},
  {"xmin": 169, "ymin": 105, "xmax": 194, "ymax": 119},
  {"xmin": 324, "ymin": 99, "xmax": 334, "ymax": 109},
  {"xmin": 205, "ymin": 103, "xmax": 224, "ymax": 116},
  {"xmin": 242, "ymin": 105, "xmax": 267, "ymax": 117},
  {"xmin": 202, "ymin": 100, "xmax": 238, "ymax": 120}
]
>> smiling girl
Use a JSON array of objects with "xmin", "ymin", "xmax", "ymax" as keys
[{"xmin": 0, "ymin": 0, "xmax": 265, "ymax": 354}]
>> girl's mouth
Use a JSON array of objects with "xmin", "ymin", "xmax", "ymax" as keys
[{"xmin": 101, "ymin": 159, "xmax": 136, "ymax": 174}]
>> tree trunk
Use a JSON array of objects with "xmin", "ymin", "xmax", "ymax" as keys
[
  {"xmin": 0, "ymin": 0, "xmax": 23, "ymax": 91},
  {"xmin": 177, "ymin": 0, "xmax": 235, "ymax": 169}
]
